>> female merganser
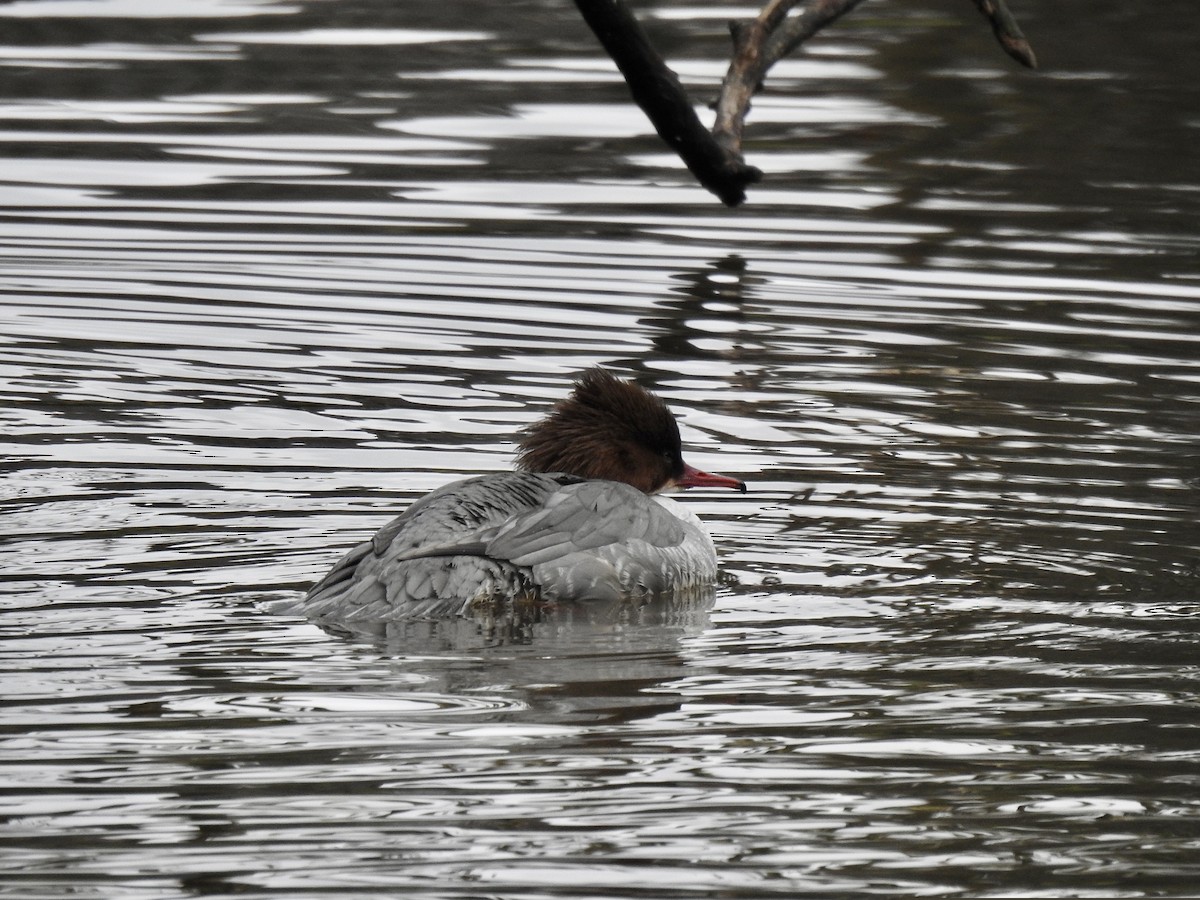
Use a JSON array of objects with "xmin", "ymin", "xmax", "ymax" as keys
[{"xmin": 303, "ymin": 368, "xmax": 746, "ymax": 624}]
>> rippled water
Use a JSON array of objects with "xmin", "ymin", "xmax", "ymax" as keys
[{"xmin": 3, "ymin": 0, "xmax": 1200, "ymax": 897}]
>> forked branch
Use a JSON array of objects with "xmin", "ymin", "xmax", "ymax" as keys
[
  {"xmin": 573, "ymin": 0, "xmax": 1037, "ymax": 206},
  {"xmin": 714, "ymin": 0, "xmax": 870, "ymax": 157}
]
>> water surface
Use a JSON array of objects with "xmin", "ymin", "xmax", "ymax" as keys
[{"xmin": 3, "ymin": 0, "xmax": 1199, "ymax": 897}]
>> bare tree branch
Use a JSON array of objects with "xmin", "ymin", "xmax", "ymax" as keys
[
  {"xmin": 573, "ymin": 0, "xmax": 1038, "ymax": 206},
  {"xmin": 969, "ymin": 0, "xmax": 1037, "ymax": 69},
  {"xmin": 714, "ymin": 0, "xmax": 869, "ymax": 158},
  {"xmin": 711, "ymin": 0, "xmax": 797, "ymax": 157},
  {"xmin": 573, "ymin": 0, "xmax": 761, "ymax": 206},
  {"xmin": 764, "ymin": 0, "xmax": 871, "ymax": 63}
]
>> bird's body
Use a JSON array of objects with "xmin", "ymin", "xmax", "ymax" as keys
[{"xmin": 302, "ymin": 368, "xmax": 744, "ymax": 626}]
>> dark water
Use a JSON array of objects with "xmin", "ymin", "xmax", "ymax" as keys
[{"xmin": 3, "ymin": 0, "xmax": 1199, "ymax": 897}]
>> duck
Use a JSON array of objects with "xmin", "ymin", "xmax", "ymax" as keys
[{"xmin": 302, "ymin": 367, "xmax": 746, "ymax": 624}]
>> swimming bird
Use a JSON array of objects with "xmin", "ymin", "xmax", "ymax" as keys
[{"xmin": 303, "ymin": 368, "xmax": 745, "ymax": 625}]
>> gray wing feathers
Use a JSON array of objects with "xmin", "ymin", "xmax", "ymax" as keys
[
  {"xmin": 303, "ymin": 472, "xmax": 713, "ymax": 622},
  {"xmin": 486, "ymin": 481, "xmax": 687, "ymax": 565},
  {"xmin": 304, "ymin": 473, "xmax": 561, "ymax": 621}
]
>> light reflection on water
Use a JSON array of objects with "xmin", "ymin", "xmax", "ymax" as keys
[{"xmin": 3, "ymin": 0, "xmax": 1200, "ymax": 897}]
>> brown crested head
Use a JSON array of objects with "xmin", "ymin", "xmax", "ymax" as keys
[
  {"xmin": 516, "ymin": 368, "xmax": 747, "ymax": 496},
  {"xmin": 515, "ymin": 368, "xmax": 685, "ymax": 494}
]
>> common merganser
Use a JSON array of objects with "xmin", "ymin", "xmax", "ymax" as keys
[{"xmin": 303, "ymin": 368, "xmax": 746, "ymax": 623}]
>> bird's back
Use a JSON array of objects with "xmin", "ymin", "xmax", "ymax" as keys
[{"xmin": 302, "ymin": 470, "xmax": 717, "ymax": 626}]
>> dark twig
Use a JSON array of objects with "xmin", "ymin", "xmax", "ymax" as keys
[
  {"xmin": 969, "ymin": 0, "xmax": 1037, "ymax": 69},
  {"xmin": 573, "ymin": 0, "xmax": 761, "ymax": 206}
]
